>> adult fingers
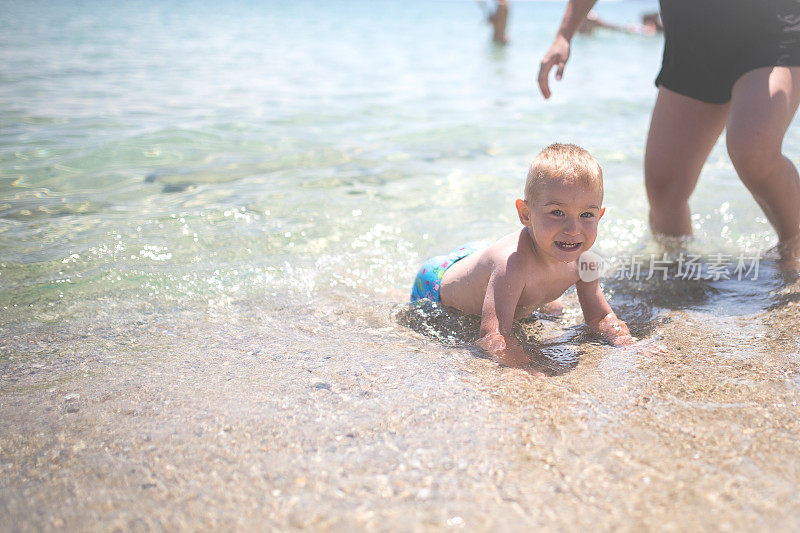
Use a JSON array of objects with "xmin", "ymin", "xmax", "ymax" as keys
[
  {"xmin": 538, "ymin": 55, "xmax": 567, "ymax": 99},
  {"xmin": 537, "ymin": 58, "xmax": 555, "ymax": 99}
]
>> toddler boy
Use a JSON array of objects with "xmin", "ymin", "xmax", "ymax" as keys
[{"xmin": 411, "ymin": 143, "xmax": 633, "ymax": 365}]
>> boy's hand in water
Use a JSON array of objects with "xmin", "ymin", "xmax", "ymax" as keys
[
  {"xmin": 595, "ymin": 312, "xmax": 635, "ymax": 346},
  {"xmin": 477, "ymin": 332, "xmax": 534, "ymax": 369},
  {"xmin": 610, "ymin": 332, "xmax": 636, "ymax": 347},
  {"xmin": 594, "ymin": 314, "xmax": 671, "ymax": 356},
  {"xmin": 477, "ymin": 332, "xmax": 548, "ymax": 377}
]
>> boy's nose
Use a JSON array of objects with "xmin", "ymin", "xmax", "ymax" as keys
[{"xmin": 563, "ymin": 218, "xmax": 580, "ymax": 234}]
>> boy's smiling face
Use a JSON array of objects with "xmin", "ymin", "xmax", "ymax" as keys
[{"xmin": 516, "ymin": 179, "xmax": 605, "ymax": 265}]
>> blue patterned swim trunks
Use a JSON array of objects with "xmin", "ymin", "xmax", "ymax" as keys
[{"xmin": 410, "ymin": 243, "xmax": 485, "ymax": 302}]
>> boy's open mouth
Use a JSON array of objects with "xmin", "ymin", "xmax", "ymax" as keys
[{"xmin": 555, "ymin": 241, "xmax": 581, "ymax": 251}]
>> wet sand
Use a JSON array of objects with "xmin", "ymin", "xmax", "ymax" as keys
[{"xmin": 2, "ymin": 292, "xmax": 800, "ymax": 531}]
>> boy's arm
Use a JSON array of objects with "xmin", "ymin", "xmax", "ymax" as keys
[
  {"xmin": 538, "ymin": 0, "xmax": 599, "ymax": 98},
  {"xmin": 477, "ymin": 258, "xmax": 529, "ymax": 366},
  {"xmin": 575, "ymin": 278, "xmax": 634, "ymax": 346}
]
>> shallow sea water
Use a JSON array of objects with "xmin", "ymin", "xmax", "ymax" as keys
[{"xmin": 2, "ymin": 0, "xmax": 800, "ymax": 530}]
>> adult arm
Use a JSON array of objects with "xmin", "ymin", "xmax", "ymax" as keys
[{"xmin": 538, "ymin": 0, "xmax": 599, "ymax": 99}]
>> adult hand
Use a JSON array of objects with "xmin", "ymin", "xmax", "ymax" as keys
[{"xmin": 538, "ymin": 34, "xmax": 570, "ymax": 99}]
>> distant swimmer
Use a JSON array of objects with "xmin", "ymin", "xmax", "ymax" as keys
[
  {"xmin": 478, "ymin": 0, "xmax": 509, "ymax": 44},
  {"xmin": 577, "ymin": 10, "xmax": 663, "ymax": 36},
  {"xmin": 577, "ymin": 10, "xmax": 627, "ymax": 35},
  {"xmin": 639, "ymin": 12, "xmax": 663, "ymax": 36}
]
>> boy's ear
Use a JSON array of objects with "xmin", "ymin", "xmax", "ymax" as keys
[
  {"xmin": 515, "ymin": 198, "xmax": 531, "ymax": 226},
  {"xmin": 599, "ymin": 206, "xmax": 606, "ymax": 219}
]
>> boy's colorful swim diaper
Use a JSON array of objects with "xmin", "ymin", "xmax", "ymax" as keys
[{"xmin": 410, "ymin": 243, "xmax": 485, "ymax": 302}]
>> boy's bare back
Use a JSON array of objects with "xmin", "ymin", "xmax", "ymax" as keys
[{"xmin": 439, "ymin": 229, "xmax": 579, "ymax": 318}]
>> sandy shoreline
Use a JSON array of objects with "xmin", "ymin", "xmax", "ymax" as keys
[{"xmin": 2, "ymin": 298, "xmax": 800, "ymax": 531}]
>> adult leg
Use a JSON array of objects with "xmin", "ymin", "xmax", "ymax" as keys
[
  {"xmin": 726, "ymin": 66, "xmax": 800, "ymax": 265},
  {"xmin": 645, "ymin": 88, "xmax": 730, "ymax": 236}
]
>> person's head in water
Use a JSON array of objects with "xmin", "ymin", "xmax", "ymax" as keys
[{"xmin": 641, "ymin": 12, "xmax": 663, "ymax": 35}]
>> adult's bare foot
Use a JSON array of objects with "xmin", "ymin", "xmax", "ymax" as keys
[{"xmin": 775, "ymin": 234, "xmax": 800, "ymax": 272}]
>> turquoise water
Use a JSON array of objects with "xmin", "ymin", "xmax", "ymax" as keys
[
  {"xmin": 0, "ymin": 0, "xmax": 795, "ymax": 343},
  {"xmin": 6, "ymin": 2, "xmax": 800, "ymax": 529}
]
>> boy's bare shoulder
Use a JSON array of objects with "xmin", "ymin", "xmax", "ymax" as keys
[{"xmin": 480, "ymin": 230, "xmax": 535, "ymax": 273}]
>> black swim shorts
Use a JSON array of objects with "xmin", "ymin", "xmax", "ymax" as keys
[{"xmin": 655, "ymin": 0, "xmax": 800, "ymax": 103}]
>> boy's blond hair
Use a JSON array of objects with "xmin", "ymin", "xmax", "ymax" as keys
[{"xmin": 524, "ymin": 143, "xmax": 603, "ymax": 203}]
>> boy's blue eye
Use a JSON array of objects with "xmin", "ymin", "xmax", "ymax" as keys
[
  {"xmin": 580, "ymin": 212, "xmax": 595, "ymax": 218},
  {"xmin": 550, "ymin": 209, "xmax": 564, "ymax": 216}
]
